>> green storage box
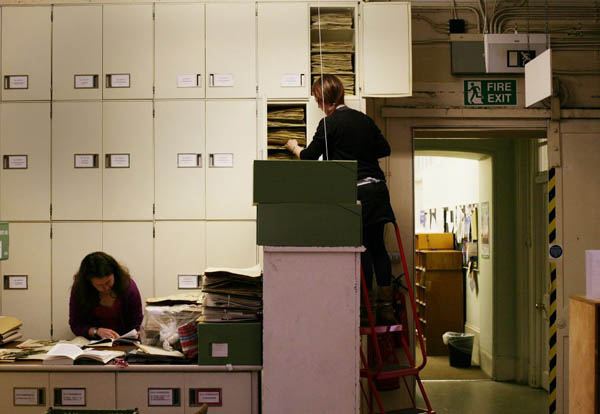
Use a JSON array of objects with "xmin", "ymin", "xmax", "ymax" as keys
[
  {"xmin": 253, "ymin": 160, "xmax": 357, "ymax": 204},
  {"xmin": 0, "ymin": 222, "xmax": 8, "ymax": 260},
  {"xmin": 257, "ymin": 203, "xmax": 362, "ymax": 246},
  {"xmin": 197, "ymin": 322, "xmax": 262, "ymax": 366}
]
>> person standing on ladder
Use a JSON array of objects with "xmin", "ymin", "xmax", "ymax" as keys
[{"xmin": 285, "ymin": 74, "xmax": 396, "ymax": 325}]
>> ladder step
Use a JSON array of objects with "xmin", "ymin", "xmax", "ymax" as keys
[{"xmin": 360, "ymin": 324, "xmax": 404, "ymax": 335}]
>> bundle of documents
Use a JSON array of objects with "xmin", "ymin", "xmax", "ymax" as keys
[
  {"xmin": 312, "ymin": 74, "xmax": 355, "ymax": 95},
  {"xmin": 267, "ymin": 107, "xmax": 305, "ymax": 125},
  {"xmin": 267, "ymin": 148, "xmax": 296, "ymax": 161},
  {"xmin": 43, "ymin": 343, "xmax": 124, "ymax": 365},
  {"xmin": 311, "ymin": 12, "xmax": 353, "ymax": 30},
  {"xmin": 267, "ymin": 129, "xmax": 306, "ymax": 146},
  {"xmin": 311, "ymin": 53, "xmax": 354, "ymax": 73},
  {"xmin": 312, "ymin": 40, "xmax": 354, "ymax": 52},
  {"xmin": 85, "ymin": 329, "xmax": 139, "ymax": 347},
  {"xmin": 0, "ymin": 316, "xmax": 23, "ymax": 345},
  {"xmin": 125, "ymin": 343, "xmax": 188, "ymax": 364},
  {"xmin": 200, "ymin": 265, "xmax": 263, "ymax": 322}
]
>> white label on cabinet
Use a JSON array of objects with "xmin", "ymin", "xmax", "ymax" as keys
[
  {"xmin": 6, "ymin": 275, "xmax": 28, "ymax": 289},
  {"xmin": 109, "ymin": 74, "xmax": 130, "ymax": 88},
  {"xmin": 14, "ymin": 388, "xmax": 39, "ymax": 405},
  {"xmin": 60, "ymin": 389, "xmax": 86, "ymax": 406},
  {"xmin": 210, "ymin": 153, "xmax": 234, "ymax": 168},
  {"xmin": 7, "ymin": 75, "xmax": 28, "ymax": 89},
  {"xmin": 109, "ymin": 154, "xmax": 130, "ymax": 168},
  {"xmin": 281, "ymin": 73, "xmax": 302, "ymax": 87},
  {"xmin": 177, "ymin": 74, "xmax": 199, "ymax": 88},
  {"xmin": 196, "ymin": 389, "xmax": 222, "ymax": 404},
  {"xmin": 177, "ymin": 153, "xmax": 201, "ymax": 168},
  {"xmin": 4, "ymin": 155, "xmax": 28, "ymax": 169},
  {"xmin": 211, "ymin": 73, "xmax": 234, "ymax": 87},
  {"xmin": 178, "ymin": 275, "xmax": 200, "ymax": 289},
  {"xmin": 74, "ymin": 154, "xmax": 97, "ymax": 168},
  {"xmin": 75, "ymin": 75, "xmax": 96, "ymax": 89},
  {"xmin": 211, "ymin": 343, "xmax": 228, "ymax": 357},
  {"xmin": 148, "ymin": 389, "xmax": 173, "ymax": 406}
]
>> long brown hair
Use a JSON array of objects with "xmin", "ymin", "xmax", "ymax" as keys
[
  {"xmin": 311, "ymin": 75, "xmax": 345, "ymax": 107},
  {"xmin": 72, "ymin": 251, "xmax": 132, "ymax": 312}
]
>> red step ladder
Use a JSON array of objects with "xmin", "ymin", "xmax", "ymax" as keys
[{"xmin": 359, "ymin": 222, "xmax": 435, "ymax": 414}]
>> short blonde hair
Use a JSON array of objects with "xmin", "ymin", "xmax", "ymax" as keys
[{"xmin": 311, "ymin": 75, "xmax": 345, "ymax": 107}]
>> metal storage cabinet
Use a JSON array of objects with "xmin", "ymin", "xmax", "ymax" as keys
[
  {"xmin": 154, "ymin": 221, "xmax": 206, "ymax": 297},
  {"xmin": 0, "ymin": 223, "xmax": 51, "ymax": 339},
  {"xmin": 206, "ymin": 221, "xmax": 257, "ymax": 268},
  {"xmin": 116, "ymin": 372, "xmax": 185, "ymax": 414},
  {"xmin": 155, "ymin": 3, "xmax": 205, "ymax": 99},
  {"xmin": 0, "ymin": 103, "xmax": 51, "ymax": 221},
  {"xmin": 1, "ymin": 6, "xmax": 51, "ymax": 101},
  {"xmin": 206, "ymin": 3, "xmax": 256, "ymax": 99},
  {"xmin": 184, "ymin": 372, "xmax": 254, "ymax": 414},
  {"xmin": 51, "ymin": 223, "xmax": 102, "ymax": 340},
  {"xmin": 155, "ymin": 100, "xmax": 206, "ymax": 220},
  {"xmin": 205, "ymin": 100, "xmax": 256, "ymax": 220},
  {"xmin": 50, "ymin": 373, "xmax": 116, "ymax": 409},
  {"xmin": 102, "ymin": 222, "xmax": 154, "ymax": 302},
  {"xmin": 0, "ymin": 372, "xmax": 49, "ymax": 414},
  {"xmin": 102, "ymin": 101, "xmax": 153, "ymax": 220},
  {"xmin": 52, "ymin": 5, "xmax": 102, "ymax": 101},
  {"xmin": 52, "ymin": 102, "xmax": 103, "ymax": 221},
  {"xmin": 103, "ymin": 4, "xmax": 153, "ymax": 100},
  {"xmin": 257, "ymin": 3, "xmax": 309, "ymax": 99},
  {"xmin": 361, "ymin": 2, "xmax": 412, "ymax": 97}
]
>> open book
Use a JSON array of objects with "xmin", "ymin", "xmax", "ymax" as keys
[
  {"xmin": 87, "ymin": 329, "xmax": 139, "ymax": 347},
  {"xmin": 43, "ymin": 343, "xmax": 124, "ymax": 365}
]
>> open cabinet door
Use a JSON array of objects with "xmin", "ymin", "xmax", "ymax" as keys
[{"xmin": 361, "ymin": 2, "xmax": 412, "ymax": 98}]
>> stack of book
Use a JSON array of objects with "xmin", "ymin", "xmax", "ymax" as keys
[
  {"xmin": 200, "ymin": 265, "xmax": 263, "ymax": 322},
  {"xmin": 0, "ymin": 316, "xmax": 23, "ymax": 345}
]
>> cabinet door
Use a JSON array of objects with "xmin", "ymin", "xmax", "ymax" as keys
[
  {"xmin": 52, "ymin": 102, "xmax": 102, "ymax": 220},
  {"xmin": 155, "ymin": 221, "xmax": 205, "ymax": 297},
  {"xmin": 361, "ymin": 2, "xmax": 412, "ymax": 97},
  {"xmin": 0, "ymin": 373, "xmax": 49, "ymax": 414},
  {"xmin": 53, "ymin": 5, "xmax": 102, "ymax": 100},
  {"xmin": 103, "ymin": 5, "xmax": 153, "ymax": 99},
  {"xmin": 184, "ymin": 372, "xmax": 252, "ymax": 414},
  {"xmin": 206, "ymin": 3, "xmax": 256, "ymax": 99},
  {"xmin": 0, "ymin": 103, "xmax": 50, "ymax": 221},
  {"xmin": 117, "ymin": 372, "xmax": 185, "ymax": 413},
  {"xmin": 155, "ymin": 100, "xmax": 205, "ymax": 220},
  {"xmin": 206, "ymin": 221, "xmax": 257, "ymax": 268},
  {"xmin": 50, "ymin": 373, "xmax": 115, "ymax": 409},
  {"xmin": 1, "ymin": 6, "xmax": 51, "ymax": 101},
  {"xmin": 155, "ymin": 4, "xmax": 205, "ymax": 99},
  {"xmin": 51, "ymin": 223, "xmax": 102, "ymax": 340},
  {"xmin": 258, "ymin": 3, "xmax": 309, "ymax": 99},
  {"xmin": 206, "ymin": 100, "xmax": 256, "ymax": 220},
  {"xmin": 0, "ymin": 223, "xmax": 51, "ymax": 339},
  {"xmin": 103, "ymin": 101, "xmax": 153, "ymax": 220},
  {"xmin": 103, "ymin": 222, "xmax": 154, "ymax": 302}
]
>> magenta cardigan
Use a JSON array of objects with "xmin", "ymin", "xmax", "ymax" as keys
[{"xmin": 69, "ymin": 278, "xmax": 144, "ymax": 338}]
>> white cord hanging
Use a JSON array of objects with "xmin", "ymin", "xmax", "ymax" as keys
[{"xmin": 315, "ymin": 2, "xmax": 329, "ymax": 160}]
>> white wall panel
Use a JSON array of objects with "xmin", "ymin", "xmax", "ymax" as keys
[
  {"xmin": 154, "ymin": 221, "xmax": 205, "ymax": 297},
  {"xmin": 0, "ymin": 103, "xmax": 50, "ymax": 221},
  {"xmin": 155, "ymin": 101, "xmax": 205, "ymax": 219},
  {"xmin": 102, "ymin": 101, "xmax": 153, "ymax": 220},
  {"xmin": 258, "ymin": 3, "xmax": 309, "ymax": 99},
  {"xmin": 102, "ymin": 222, "xmax": 154, "ymax": 302},
  {"xmin": 50, "ymin": 373, "xmax": 115, "ymax": 409},
  {"xmin": 0, "ymin": 373, "xmax": 49, "ymax": 414},
  {"xmin": 51, "ymin": 223, "xmax": 102, "ymax": 340},
  {"xmin": 52, "ymin": 102, "xmax": 103, "ymax": 220},
  {"xmin": 206, "ymin": 100, "xmax": 256, "ymax": 220},
  {"xmin": 206, "ymin": 3, "xmax": 256, "ymax": 98},
  {"xmin": 1, "ymin": 6, "xmax": 51, "ymax": 101},
  {"xmin": 103, "ymin": 5, "xmax": 153, "ymax": 99},
  {"xmin": 155, "ymin": 4, "xmax": 205, "ymax": 99},
  {"xmin": 0, "ymin": 223, "xmax": 51, "ymax": 340},
  {"xmin": 206, "ymin": 221, "xmax": 257, "ymax": 268},
  {"xmin": 53, "ymin": 5, "xmax": 102, "ymax": 100}
]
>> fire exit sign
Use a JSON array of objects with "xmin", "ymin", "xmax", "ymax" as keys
[{"xmin": 464, "ymin": 80, "xmax": 517, "ymax": 106}]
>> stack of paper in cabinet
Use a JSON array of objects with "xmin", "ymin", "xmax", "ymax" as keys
[
  {"xmin": 311, "ymin": 53, "xmax": 353, "ymax": 74},
  {"xmin": 311, "ymin": 11, "xmax": 353, "ymax": 30},
  {"xmin": 200, "ymin": 265, "xmax": 263, "ymax": 322},
  {"xmin": 0, "ymin": 316, "xmax": 23, "ymax": 345}
]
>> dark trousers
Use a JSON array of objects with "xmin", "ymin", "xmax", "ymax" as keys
[{"xmin": 361, "ymin": 221, "xmax": 392, "ymax": 289}]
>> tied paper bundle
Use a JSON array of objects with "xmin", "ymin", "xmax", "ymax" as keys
[
  {"xmin": 311, "ymin": 12, "xmax": 353, "ymax": 30},
  {"xmin": 267, "ymin": 107, "xmax": 305, "ymax": 124},
  {"xmin": 0, "ymin": 316, "xmax": 23, "ymax": 345},
  {"xmin": 311, "ymin": 40, "xmax": 354, "ymax": 53},
  {"xmin": 311, "ymin": 54, "xmax": 353, "ymax": 73},
  {"xmin": 200, "ymin": 265, "xmax": 263, "ymax": 322},
  {"xmin": 267, "ymin": 129, "xmax": 306, "ymax": 146},
  {"xmin": 312, "ymin": 74, "xmax": 355, "ymax": 95}
]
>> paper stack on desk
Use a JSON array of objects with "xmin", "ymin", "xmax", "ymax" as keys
[
  {"xmin": 0, "ymin": 316, "xmax": 23, "ymax": 345},
  {"xmin": 43, "ymin": 343, "xmax": 123, "ymax": 365},
  {"xmin": 200, "ymin": 265, "xmax": 263, "ymax": 322}
]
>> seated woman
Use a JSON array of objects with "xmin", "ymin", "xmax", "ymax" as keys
[{"xmin": 69, "ymin": 251, "xmax": 143, "ymax": 339}]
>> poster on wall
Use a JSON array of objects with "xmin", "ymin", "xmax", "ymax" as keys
[{"xmin": 480, "ymin": 201, "xmax": 490, "ymax": 258}]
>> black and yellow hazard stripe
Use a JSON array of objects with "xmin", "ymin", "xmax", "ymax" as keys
[{"xmin": 548, "ymin": 167, "xmax": 557, "ymax": 414}]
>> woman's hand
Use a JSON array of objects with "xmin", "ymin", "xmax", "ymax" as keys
[
  {"xmin": 285, "ymin": 139, "xmax": 303, "ymax": 158},
  {"xmin": 97, "ymin": 328, "xmax": 120, "ymax": 339}
]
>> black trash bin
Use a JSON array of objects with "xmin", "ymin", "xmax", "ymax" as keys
[{"xmin": 443, "ymin": 332, "xmax": 474, "ymax": 368}]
